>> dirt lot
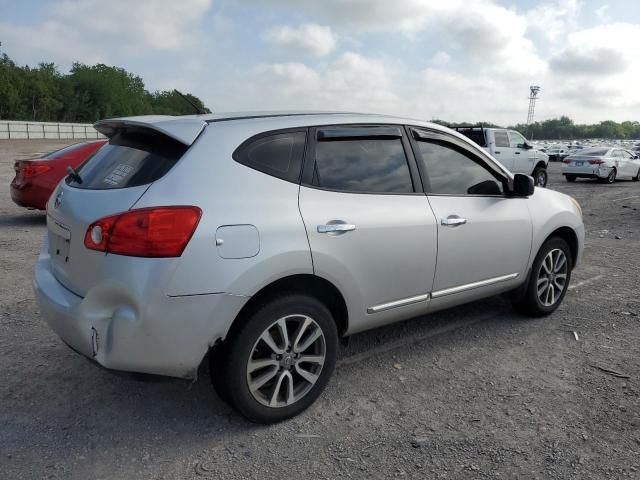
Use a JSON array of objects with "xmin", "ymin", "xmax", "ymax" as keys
[{"xmin": 1, "ymin": 140, "xmax": 639, "ymax": 479}]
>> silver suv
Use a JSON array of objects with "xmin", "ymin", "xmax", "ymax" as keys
[{"xmin": 34, "ymin": 112, "xmax": 585, "ymax": 423}]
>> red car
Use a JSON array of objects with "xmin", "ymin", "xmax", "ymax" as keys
[{"xmin": 10, "ymin": 140, "xmax": 107, "ymax": 210}]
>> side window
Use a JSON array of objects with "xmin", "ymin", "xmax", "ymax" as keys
[
  {"xmin": 494, "ymin": 131, "xmax": 510, "ymax": 148},
  {"xmin": 233, "ymin": 130, "xmax": 307, "ymax": 183},
  {"xmin": 621, "ymin": 150, "xmax": 633, "ymax": 159},
  {"xmin": 312, "ymin": 137, "xmax": 414, "ymax": 193},
  {"xmin": 612, "ymin": 150, "xmax": 623, "ymax": 158},
  {"xmin": 415, "ymin": 141, "xmax": 504, "ymax": 196},
  {"xmin": 508, "ymin": 131, "xmax": 527, "ymax": 148}
]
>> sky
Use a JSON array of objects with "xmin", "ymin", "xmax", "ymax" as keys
[{"xmin": 1, "ymin": 0, "xmax": 639, "ymax": 125}]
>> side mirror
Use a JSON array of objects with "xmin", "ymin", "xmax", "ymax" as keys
[
  {"xmin": 519, "ymin": 143, "xmax": 533, "ymax": 150},
  {"xmin": 511, "ymin": 174, "xmax": 534, "ymax": 197}
]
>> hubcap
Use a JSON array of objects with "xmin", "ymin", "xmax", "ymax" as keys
[
  {"xmin": 536, "ymin": 248, "xmax": 568, "ymax": 307},
  {"xmin": 537, "ymin": 171, "xmax": 546, "ymax": 186},
  {"xmin": 246, "ymin": 314, "xmax": 326, "ymax": 408}
]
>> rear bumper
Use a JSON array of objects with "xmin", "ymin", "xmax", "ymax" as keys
[
  {"xmin": 33, "ymin": 237, "xmax": 248, "ymax": 379},
  {"xmin": 10, "ymin": 181, "xmax": 49, "ymax": 210},
  {"xmin": 562, "ymin": 165, "xmax": 613, "ymax": 179}
]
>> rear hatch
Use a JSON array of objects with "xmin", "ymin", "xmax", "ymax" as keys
[{"xmin": 46, "ymin": 118, "xmax": 205, "ymax": 296}]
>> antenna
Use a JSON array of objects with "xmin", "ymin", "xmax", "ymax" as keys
[{"xmin": 173, "ymin": 89, "xmax": 207, "ymax": 115}]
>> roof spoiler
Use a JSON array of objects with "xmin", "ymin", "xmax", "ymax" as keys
[{"xmin": 94, "ymin": 117, "xmax": 207, "ymax": 146}]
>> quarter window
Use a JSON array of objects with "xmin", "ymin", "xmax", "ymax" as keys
[
  {"xmin": 233, "ymin": 131, "xmax": 307, "ymax": 183},
  {"xmin": 494, "ymin": 131, "xmax": 510, "ymax": 148},
  {"xmin": 312, "ymin": 137, "xmax": 414, "ymax": 193},
  {"xmin": 415, "ymin": 141, "xmax": 504, "ymax": 196}
]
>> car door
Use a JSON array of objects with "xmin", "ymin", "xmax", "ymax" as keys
[
  {"xmin": 620, "ymin": 150, "xmax": 636, "ymax": 176},
  {"xmin": 298, "ymin": 125, "xmax": 438, "ymax": 334},
  {"xmin": 491, "ymin": 130, "xmax": 514, "ymax": 171},
  {"xmin": 507, "ymin": 130, "xmax": 534, "ymax": 174},
  {"xmin": 408, "ymin": 127, "xmax": 532, "ymax": 310}
]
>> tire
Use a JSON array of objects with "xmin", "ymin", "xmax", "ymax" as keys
[
  {"xmin": 564, "ymin": 175, "xmax": 576, "ymax": 182},
  {"xmin": 632, "ymin": 168, "xmax": 640, "ymax": 181},
  {"xmin": 513, "ymin": 237, "xmax": 573, "ymax": 317},
  {"xmin": 598, "ymin": 168, "xmax": 616, "ymax": 184},
  {"xmin": 216, "ymin": 294, "xmax": 338, "ymax": 424},
  {"xmin": 533, "ymin": 167, "xmax": 548, "ymax": 187}
]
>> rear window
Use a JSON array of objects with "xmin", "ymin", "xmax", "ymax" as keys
[
  {"xmin": 67, "ymin": 129, "xmax": 187, "ymax": 189},
  {"xmin": 571, "ymin": 148, "xmax": 609, "ymax": 156},
  {"xmin": 41, "ymin": 142, "xmax": 87, "ymax": 159}
]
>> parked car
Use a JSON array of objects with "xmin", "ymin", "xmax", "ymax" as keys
[
  {"xmin": 454, "ymin": 126, "xmax": 550, "ymax": 187},
  {"xmin": 34, "ymin": 112, "xmax": 584, "ymax": 423},
  {"xmin": 562, "ymin": 147, "xmax": 640, "ymax": 183},
  {"xmin": 546, "ymin": 147, "xmax": 570, "ymax": 162},
  {"xmin": 11, "ymin": 140, "xmax": 107, "ymax": 210}
]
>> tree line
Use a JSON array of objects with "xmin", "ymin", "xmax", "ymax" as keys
[
  {"xmin": 0, "ymin": 52, "xmax": 209, "ymax": 123},
  {"xmin": 435, "ymin": 116, "xmax": 640, "ymax": 141},
  {"xmin": 1, "ymin": 51, "xmax": 638, "ymax": 139}
]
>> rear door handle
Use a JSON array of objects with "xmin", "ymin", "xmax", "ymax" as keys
[
  {"xmin": 317, "ymin": 223, "xmax": 356, "ymax": 234},
  {"xmin": 441, "ymin": 215, "xmax": 467, "ymax": 227},
  {"xmin": 515, "ymin": 151, "xmax": 521, "ymax": 154}
]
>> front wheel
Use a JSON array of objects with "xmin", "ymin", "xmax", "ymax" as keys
[
  {"xmin": 215, "ymin": 294, "xmax": 338, "ymax": 423},
  {"xmin": 533, "ymin": 167, "xmax": 548, "ymax": 187},
  {"xmin": 513, "ymin": 237, "xmax": 572, "ymax": 317},
  {"xmin": 632, "ymin": 167, "xmax": 640, "ymax": 181}
]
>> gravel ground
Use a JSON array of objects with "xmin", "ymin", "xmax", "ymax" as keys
[{"xmin": 1, "ymin": 140, "xmax": 639, "ymax": 479}]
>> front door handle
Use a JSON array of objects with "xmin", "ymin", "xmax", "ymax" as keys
[
  {"xmin": 317, "ymin": 223, "xmax": 356, "ymax": 234},
  {"xmin": 441, "ymin": 215, "xmax": 467, "ymax": 227}
]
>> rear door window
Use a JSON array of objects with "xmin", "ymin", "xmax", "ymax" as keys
[
  {"xmin": 311, "ymin": 127, "xmax": 414, "ymax": 194},
  {"xmin": 67, "ymin": 129, "xmax": 187, "ymax": 189},
  {"xmin": 494, "ymin": 131, "xmax": 510, "ymax": 148}
]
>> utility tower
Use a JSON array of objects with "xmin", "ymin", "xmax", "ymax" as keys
[{"xmin": 527, "ymin": 85, "xmax": 541, "ymax": 125}]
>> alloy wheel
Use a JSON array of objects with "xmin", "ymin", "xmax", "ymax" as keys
[
  {"xmin": 246, "ymin": 314, "xmax": 326, "ymax": 408},
  {"xmin": 536, "ymin": 248, "xmax": 568, "ymax": 307}
]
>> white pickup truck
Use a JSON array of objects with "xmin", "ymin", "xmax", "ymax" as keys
[{"xmin": 455, "ymin": 126, "xmax": 550, "ymax": 187}]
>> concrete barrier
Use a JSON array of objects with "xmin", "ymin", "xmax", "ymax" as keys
[{"xmin": 0, "ymin": 121, "xmax": 105, "ymax": 140}]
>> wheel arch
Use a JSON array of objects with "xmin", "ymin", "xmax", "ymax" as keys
[
  {"xmin": 545, "ymin": 226, "xmax": 579, "ymax": 267},
  {"xmin": 224, "ymin": 274, "xmax": 349, "ymax": 343},
  {"xmin": 534, "ymin": 160, "xmax": 547, "ymax": 171}
]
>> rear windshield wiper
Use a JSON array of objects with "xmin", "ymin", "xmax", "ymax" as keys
[{"xmin": 66, "ymin": 166, "xmax": 83, "ymax": 184}]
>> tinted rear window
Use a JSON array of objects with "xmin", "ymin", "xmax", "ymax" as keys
[
  {"xmin": 233, "ymin": 130, "xmax": 306, "ymax": 183},
  {"xmin": 67, "ymin": 129, "xmax": 187, "ymax": 189},
  {"xmin": 41, "ymin": 142, "xmax": 86, "ymax": 159}
]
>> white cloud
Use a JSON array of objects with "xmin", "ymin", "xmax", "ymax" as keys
[
  {"xmin": 430, "ymin": 51, "xmax": 451, "ymax": 66},
  {"xmin": 0, "ymin": 0, "xmax": 212, "ymax": 65},
  {"xmin": 526, "ymin": 0, "xmax": 580, "ymax": 40},
  {"xmin": 265, "ymin": 24, "xmax": 337, "ymax": 56}
]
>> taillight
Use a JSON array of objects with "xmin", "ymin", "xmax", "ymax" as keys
[
  {"xmin": 17, "ymin": 161, "xmax": 52, "ymax": 178},
  {"xmin": 84, "ymin": 206, "xmax": 202, "ymax": 257},
  {"xmin": 588, "ymin": 159, "xmax": 605, "ymax": 165},
  {"xmin": 562, "ymin": 159, "xmax": 571, "ymax": 164}
]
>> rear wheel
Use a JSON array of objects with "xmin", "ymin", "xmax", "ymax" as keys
[
  {"xmin": 533, "ymin": 167, "xmax": 548, "ymax": 187},
  {"xmin": 215, "ymin": 294, "xmax": 338, "ymax": 423},
  {"xmin": 513, "ymin": 237, "xmax": 572, "ymax": 317},
  {"xmin": 599, "ymin": 168, "xmax": 616, "ymax": 184},
  {"xmin": 564, "ymin": 175, "xmax": 576, "ymax": 182}
]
